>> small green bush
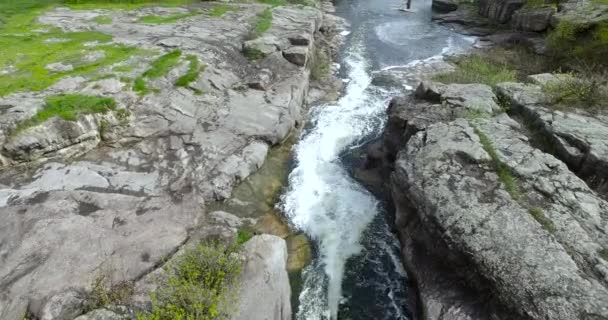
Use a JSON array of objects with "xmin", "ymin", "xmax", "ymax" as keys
[
  {"xmin": 85, "ymin": 272, "xmax": 134, "ymax": 311},
  {"xmin": 474, "ymin": 127, "xmax": 520, "ymax": 200},
  {"xmin": 528, "ymin": 207, "xmax": 556, "ymax": 233},
  {"xmin": 541, "ymin": 74, "xmax": 608, "ymax": 112},
  {"xmin": 236, "ymin": 229, "xmax": 253, "ymax": 245},
  {"xmin": 143, "ymin": 50, "xmax": 182, "ymax": 78},
  {"xmin": 175, "ymin": 55, "xmax": 204, "ymax": 87},
  {"xmin": 14, "ymin": 94, "xmax": 116, "ymax": 133},
  {"xmin": 136, "ymin": 241, "xmax": 242, "ymax": 320},
  {"xmin": 432, "ymin": 55, "xmax": 517, "ymax": 86}
]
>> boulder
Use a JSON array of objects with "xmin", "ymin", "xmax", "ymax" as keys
[
  {"xmin": 478, "ymin": 0, "xmax": 524, "ymax": 23},
  {"xmin": 511, "ymin": 6, "xmax": 556, "ymax": 32},
  {"xmin": 282, "ymin": 46, "xmax": 309, "ymax": 66},
  {"xmin": 415, "ymin": 81, "xmax": 502, "ymax": 115},
  {"xmin": 233, "ymin": 235, "xmax": 291, "ymax": 320},
  {"xmin": 432, "ymin": 0, "xmax": 458, "ymax": 13}
]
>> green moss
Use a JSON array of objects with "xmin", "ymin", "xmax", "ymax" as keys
[
  {"xmin": 242, "ymin": 47, "xmax": 266, "ymax": 60},
  {"xmin": 209, "ymin": 4, "xmax": 238, "ymax": 17},
  {"xmin": 528, "ymin": 207, "xmax": 556, "ymax": 233},
  {"xmin": 254, "ymin": 8, "xmax": 272, "ymax": 36},
  {"xmin": 138, "ymin": 12, "xmax": 198, "ymax": 24},
  {"xmin": 599, "ymin": 248, "xmax": 608, "ymax": 261},
  {"xmin": 175, "ymin": 54, "xmax": 204, "ymax": 87},
  {"xmin": 257, "ymin": 0, "xmax": 286, "ymax": 6},
  {"xmin": 113, "ymin": 65, "xmax": 135, "ymax": 72},
  {"xmin": 63, "ymin": 0, "xmax": 195, "ymax": 10},
  {"xmin": 92, "ymin": 15, "xmax": 112, "ymax": 24},
  {"xmin": 432, "ymin": 55, "xmax": 517, "ymax": 86},
  {"xmin": 474, "ymin": 127, "xmax": 520, "ymax": 200},
  {"xmin": 143, "ymin": 49, "xmax": 182, "ymax": 78},
  {"xmin": 0, "ymin": 4, "xmax": 139, "ymax": 97},
  {"xmin": 14, "ymin": 94, "xmax": 116, "ymax": 133},
  {"xmin": 136, "ymin": 241, "xmax": 241, "ymax": 320},
  {"xmin": 133, "ymin": 77, "xmax": 149, "ymax": 94},
  {"xmin": 236, "ymin": 229, "xmax": 253, "ymax": 246}
]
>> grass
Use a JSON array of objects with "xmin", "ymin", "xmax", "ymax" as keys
[
  {"xmin": 136, "ymin": 241, "xmax": 241, "ymax": 320},
  {"xmin": 236, "ymin": 229, "xmax": 253, "ymax": 246},
  {"xmin": 433, "ymin": 55, "xmax": 517, "ymax": 86},
  {"xmin": 0, "ymin": 1, "xmax": 140, "ymax": 97},
  {"xmin": 254, "ymin": 8, "xmax": 273, "ymax": 36},
  {"xmin": 257, "ymin": 0, "xmax": 286, "ymax": 6},
  {"xmin": 85, "ymin": 272, "xmax": 134, "ymax": 312},
  {"xmin": 541, "ymin": 74, "xmax": 608, "ymax": 112},
  {"xmin": 175, "ymin": 54, "xmax": 204, "ymax": 87},
  {"xmin": 143, "ymin": 49, "xmax": 182, "ymax": 78},
  {"xmin": 63, "ymin": 0, "xmax": 195, "ymax": 10},
  {"xmin": 92, "ymin": 15, "xmax": 112, "ymax": 24},
  {"xmin": 242, "ymin": 47, "xmax": 266, "ymax": 60},
  {"xmin": 14, "ymin": 94, "xmax": 117, "ymax": 133},
  {"xmin": 474, "ymin": 127, "xmax": 520, "ymax": 200},
  {"xmin": 133, "ymin": 77, "xmax": 149, "ymax": 94},
  {"xmin": 209, "ymin": 4, "xmax": 238, "ymax": 17},
  {"xmin": 138, "ymin": 12, "xmax": 198, "ymax": 24},
  {"xmin": 528, "ymin": 207, "xmax": 556, "ymax": 233}
]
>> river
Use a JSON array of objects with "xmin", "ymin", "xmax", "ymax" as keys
[{"xmin": 279, "ymin": 0, "xmax": 474, "ymax": 318}]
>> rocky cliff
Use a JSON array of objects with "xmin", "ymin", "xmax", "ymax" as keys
[
  {"xmin": 0, "ymin": 1, "xmax": 345, "ymax": 319},
  {"xmin": 363, "ymin": 75, "xmax": 608, "ymax": 319}
]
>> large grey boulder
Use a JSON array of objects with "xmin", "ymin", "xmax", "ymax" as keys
[
  {"xmin": 478, "ymin": 0, "xmax": 524, "ymax": 23},
  {"xmin": 496, "ymin": 81, "xmax": 608, "ymax": 194},
  {"xmin": 511, "ymin": 6, "xmax": 556, "ymax": 32},
  {"xmin": 234, "ymin": 235, "xmax": 291, "ymax": 320},
  {"xmin": 393, "ymin": 116, "xmax": 608, "ymax": 320}
]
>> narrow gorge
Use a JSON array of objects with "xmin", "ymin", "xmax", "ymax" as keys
[{"xmin": 1, "ymin": 0, "xmax": 608, "ymax": 319}]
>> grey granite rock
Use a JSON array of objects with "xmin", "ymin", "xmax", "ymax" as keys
[
  {"xmin": 511, "ymin": 6, "xmax": 556, "ymax": 32},
  {"xmin": 478, "ymin": 0, "xmax": 524, "ymax": 23}
]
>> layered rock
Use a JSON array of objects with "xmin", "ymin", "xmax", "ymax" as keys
[
  {"xmin": 478, "ymin": 0, "xmax": 524, "ymax": 23},
  {"xmin": 366, "ymin": 77, "xmax": 608, "ymax": 320},
  {"xmin": 0, "ymin": 2, "xmax": 342, "ymax": 319}
]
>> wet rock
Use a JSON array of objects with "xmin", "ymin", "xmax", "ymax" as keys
[
  {"xmin": 370, "ymin": 73, "xmax": 403, "ymax": 88},
  {"xmin": 432, "ymin": 0, "xmax": 458, "ymax": 13},
  {"xmin": 511, "ymin": 6, "xmax": 556, "ymax": 32},
  {"xmin": 234, "ymin": 235, "xmax": 291, "ymax": 320}
]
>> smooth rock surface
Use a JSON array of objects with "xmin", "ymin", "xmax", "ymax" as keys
[{"xmin": 233, "ymin": 235, "xmax": 291, "ymax": 320}]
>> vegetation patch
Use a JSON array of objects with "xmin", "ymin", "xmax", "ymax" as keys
[
  {"xmin": 138, "ymin": 12, "xmax": 199, "ymax": 24},
  {"xmin": 62, "ymin": 0, "xmax": 195, "ymax": 10},
  {"xmin": 433, "ymin": 55, "xmax": 517, "ymax": 86},
  {"xmin": 143, "ymin": 49, "xmax": 182, "ymax": 78},
  {"xmin": 92, "ymin": 15, "xmax": 112, "ymax": 24},
  {"xmin": 85, "ymin": 272, "xmax": 134, "ymax": 311},
  {"xmin": 528, "ymin": 207, "xmax": 556, "ymax": 233},
  {"xmin": 133, "ymin": 77, "xmax": 149, "ymax": 95},
  {"xmin": 311, "ymin": 48, "xmax": 330, "ymax": 81},
  {"xmin": 253, "ymin": 8, "xmax": 273, "ymax": 36},
  {"xmin": 236, "ymin": 229, "xmax": 253, "ymax": 246},
  {"xmin": 14, "ymin": 94, "xmax": 117, "ymax": 133},
  {"xmin": 209, "ymin": 4, "xmax": 238, "ymax": 17},
  {"xmin": 547, "ymin": 17, "xmax": 608, "ymax": 67},
  {"xmin": 541, "ymin": 74, "xmax": 608, "ymax": 112},
  {"xmin": 242, "ymin": 47, "xmax": 266, "ymax": 60},
  {"xmin": 599, "ymin": 248, "xmax": 608, "ymax": 261},
  {"xmin": 175, "ymin": 54, "xmax": 204, "ymax": 87},
  {"xmin": 136, "ymin": 241, "xmax": 242, "ymax": 320},
  {"xmin": 473, "ymin": 127, "xmax": 520, "ymax": 200},
  {"xmin": 257, "ymin": 0, "xmax": 287, "ymax": 6}
]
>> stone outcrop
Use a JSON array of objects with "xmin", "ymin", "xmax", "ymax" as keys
[
  {"xmin": 362, "ymin": 72, "xmax": 608, "ymax": 320},
  {"xmin": 0, "ymin": 2, "xmax": 344, "ymax": 319},
  {"xmin": 511, "ymin": 6, "xmax": 556, "ymax": 32},
  {"xmin": 478, "ymin": 0, "xmax": 524, "ymax": 23},
  {"xmin": 234, "ymin": 235, "xmax": 291, "ymax": 320},
  {"xmin": 432, "ymin": 0, "xmax": 458, "ymax": 13}
]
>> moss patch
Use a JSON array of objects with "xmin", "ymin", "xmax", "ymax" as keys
[
  {"xmin": 138, "ymin": 12, "xmax": 198, "ymax": 24},
  {"xmin": 133, "ymin": 77, "xmax": 149, "ymax": 95},
  {"xmin": 599, "ymin": 248, "xmax": 608, "ymax": 261},
  {"xmin": 433, "ymin": 55, "xmax": 517, "ymax": 86},
  {"xmin": 14, "ymin": 94, "xmax": 117, "ymax": 133},
  {"xmin": 254, "ymin": 8, "xmax": 272, "ymax": 36},
  {"xmin": 474, "ymin": 127, "xmax": 520, "ymax": 200},
  {"xmin": 143, "ymin": 49, "xmax": 182, "ymax": 78},
  {"xmin": 236, "ymin": 229, "xmax": 254, "ymax": 246},
  {"xmin": 136, "ymin": 241, "xmax": 241, "ymax": 320},
  {"xmin": 175, "ymin": 54, "xmax": 204, "ymax": 87},
  {"xmin": 209, "ymin": 4, "xmax": 238, "ymax": 17},
  {"xmin": 528, "ymin": 207, "xmax": 556, "ymax": 233}
]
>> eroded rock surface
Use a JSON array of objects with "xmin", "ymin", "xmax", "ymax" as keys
[{"xmin": 0, "ymin": 2, "xmax": 341, "ymax": 319}]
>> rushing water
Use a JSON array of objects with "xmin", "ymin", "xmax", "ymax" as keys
[{"xmin": 280, "ymin": 0, "xmax": 474, "ymax": 318}]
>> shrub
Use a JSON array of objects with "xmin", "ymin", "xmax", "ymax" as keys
[
  {"xmin": 137, "ymin": 241, "xmax": 242, "ymax": 320},
  {"xmin": 133, "ymin": 77, "xmax": 149, "ymax": 94},
  {"xmin": 541, "ymin": 73, "xmax": 608, "ymax": 112},
  {"xmin": 254, "ymin": 9, "xmax": 272, "ymax": 36},
  {"xmin": 85, "ymin": 272, "xmax": 134, "ymax": 311},
  {"xmin": 432, "ymin": 55, "xmax": 517, "ymax": 86}
]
